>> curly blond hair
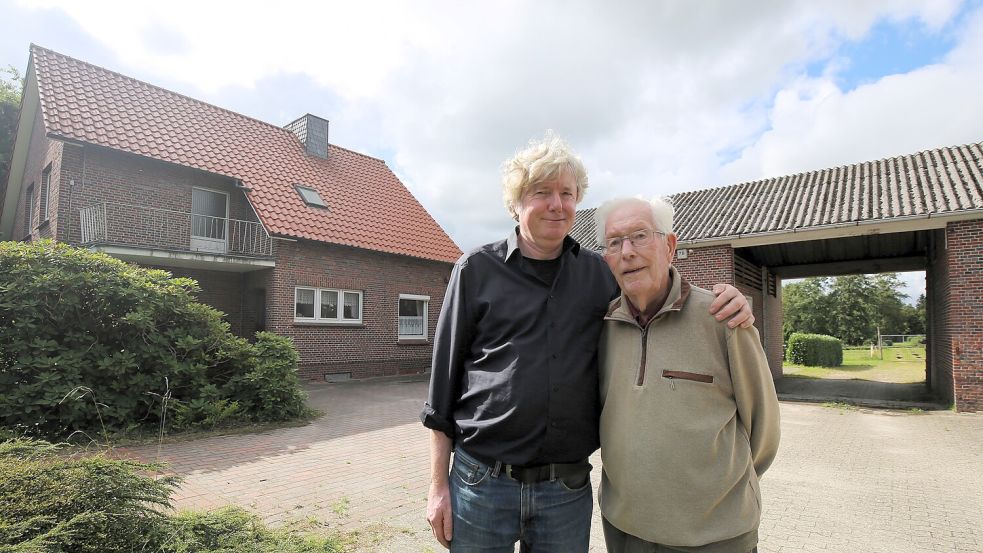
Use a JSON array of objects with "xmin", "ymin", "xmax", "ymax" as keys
[{"xmin": 502, "ymin": 131, "xmax": 588, "ymax": 220}]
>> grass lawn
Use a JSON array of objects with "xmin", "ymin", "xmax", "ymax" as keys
[{"xmin": 784, "ymin": 345, "xmax": 926, "ymax": 383}]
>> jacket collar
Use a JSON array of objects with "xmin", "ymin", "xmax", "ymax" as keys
[{"xmin": 606, "ymin": 266, "xmax": 691, "ymax": 325}]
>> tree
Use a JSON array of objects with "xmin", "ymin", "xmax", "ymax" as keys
[
  {"xmin": 902, "ymin": 294, "xmax": 927, "ymax": 335},
  {"xmin": 781, "ymin": 277, "xmax": 830, "ymax": 343},
  {"xmin": 870, "ymin": 273, "xmax": 908, "ymax": 334},
  {"xmin": 828, "ymin": 275, "xmax": 875, "ymax": 345},
  {"xmin": 1, "ymin": 64, "xmax": 23, "ymax": 186},
  {"xmin": 782, "ymin": 273, "xmax": 916, "ymax": 346}
]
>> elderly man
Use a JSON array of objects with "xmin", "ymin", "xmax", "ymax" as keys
[
  {"xmin": 595, "ymin": 196, "xmax": 781, "ymax": 553},
  {"xmin": 421, "ymin": 134, "xmax": 754, "ymax": 552}
]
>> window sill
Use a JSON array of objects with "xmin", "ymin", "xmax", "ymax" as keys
[
  {"xmin": 398, "ymin": 338, "xmax": 429, "ymax": 345},
  {"xmin": 36, "ymin": 219, "xmax": 51, "ymax": 230},
  {"xmin": 293, "ymin": 320, "xmax": 365, "ymax": 327}
]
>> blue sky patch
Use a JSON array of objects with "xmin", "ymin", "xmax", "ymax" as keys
[{"xmin": 806, "ymin": 4, "xmax": 978, "ymax": 92}]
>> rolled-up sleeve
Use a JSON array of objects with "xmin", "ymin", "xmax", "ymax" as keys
[
  {"xmin": 421, "ymin": 259, "xmax": 472, "ymax": 439},
  {"xmin": 728, "ymin": 326, "xmax": 781, "ymax": 477}
]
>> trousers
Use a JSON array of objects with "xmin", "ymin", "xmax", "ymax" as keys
[{"xmin": 448, "ymin": 448, "xmax": 593, "ymax": 552}]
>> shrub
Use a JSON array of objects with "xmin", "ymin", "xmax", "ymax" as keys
[
  {"xmin": 0, "ymin": 438, "xmax": 176, "ymax": 552},
  {"xmin": 0, "ymin": 241, "xmax": 308, "ymax": 440},
  {"xmin": 0, "ymin": 438, "xmax": 341, "ymax": 552},
  {"xmin": 225, "ymin": 333, "xmax": 309, "ymax": 422},
  {"xmin": 785, "ymin": 332, "xmax": 843, "ymax": 367}
]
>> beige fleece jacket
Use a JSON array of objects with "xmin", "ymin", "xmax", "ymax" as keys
[{"xmin": 598, "ymin": 267, "xmax": 781, "ymax": 549}]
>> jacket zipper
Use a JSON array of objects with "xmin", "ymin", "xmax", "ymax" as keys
[{"xmin": 636, "ymin": 325, "xmax": 649, "ymax": 386}]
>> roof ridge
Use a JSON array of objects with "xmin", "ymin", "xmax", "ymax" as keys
[
  {"xmin": 690, "ymin": 139, "xmax": 983, "ymax": 198},
  {"xmin": 30, "ymin": 43, "xmax": 297, "ymax": 140},
  {"xmin": 328, "ymin": 143, "xmax": 385, "ymax": 163}
]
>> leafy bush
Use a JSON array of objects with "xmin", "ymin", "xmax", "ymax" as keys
[
  {"xmin": 0, "ymin": 241, "xmax": 309, "ymax": 440},
  {"xmin": 786, "ymin": 332, "xmax": 843, "ymax": 367},
  {"xmin": 226, "ymin": 333, "xmax": 309, "ymax": 422},
  {"xmin": 0, "ymin": 438, "xmax": 341, "ymax": 552}
]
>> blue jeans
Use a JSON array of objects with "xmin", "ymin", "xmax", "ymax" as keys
[{"xmin": 449, "ymin": 448, "xmax": 593, "ymax": 553}]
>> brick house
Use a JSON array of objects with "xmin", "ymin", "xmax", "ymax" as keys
[
  {"xmin": 0, "ymin": 45, "xmax": 462, "ymax": 381},
  {"xmin": 571, "ymin": 141, "xmax": 983, "ymax": 411}
]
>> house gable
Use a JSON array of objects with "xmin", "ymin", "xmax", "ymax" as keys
[{"xmin": 20, "ymin": 44, "xmax": 461, "ymax": 263}]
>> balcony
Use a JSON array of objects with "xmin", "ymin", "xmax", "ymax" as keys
[{"xmin": 79, "ymin": 203, "xmax": 275, "ymax": 272}]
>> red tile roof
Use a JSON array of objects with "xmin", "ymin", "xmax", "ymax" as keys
[{"xmin": 30, "ymin": 45, "xmax": 461, "ymax": 263}]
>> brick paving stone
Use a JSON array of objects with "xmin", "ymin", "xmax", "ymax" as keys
[{"xmin": 119, "ymin": 379, "xmax": 983, "ymax": 552}]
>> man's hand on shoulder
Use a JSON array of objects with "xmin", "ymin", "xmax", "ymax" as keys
[
  {"xmin": 427, "ymin": 479, "xmax": 453, "ymax": 549},
  {"xmin": 710, "ymin": 284, "xmax": 755, "ymax": 328}
]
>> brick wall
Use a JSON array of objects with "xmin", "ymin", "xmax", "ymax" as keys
[
  {"xmin": 148, "ymin": 266, "xmax": 248, "ymax": 337},
  {"xmin": 57, "ymin": 145, "xmax": 258, "ymax": 248},
  {"xmin": 11, "ymin": 107, "xmax": 64, "ymax": 242},
  {"xmin": 674, "ymin": 245, "xmax": 734, "ymax": 289},
  {"xmin": 946, "ymin": 220, "xmax": 983, "ymax": 412},
  {"xmin": 267, "ymin": 239, "xmax": 453, "ymax": 380}
]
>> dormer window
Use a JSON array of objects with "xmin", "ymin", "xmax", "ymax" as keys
[{"xmin": 296, "ymin": 185, "xmax": 327, "ymax": 208}]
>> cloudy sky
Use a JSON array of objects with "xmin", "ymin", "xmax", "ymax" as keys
[{"xmin": 4, "ymin": 0, "xmax": 982, "ymax": 303}]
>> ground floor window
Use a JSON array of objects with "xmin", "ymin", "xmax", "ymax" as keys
[
  {"xmin": 295, "ymin": 287, "xmax": 362, "ymax": 324},
  {"xmin": 398, "ymin": 294, "xmax": 429, "ymax": 339}
]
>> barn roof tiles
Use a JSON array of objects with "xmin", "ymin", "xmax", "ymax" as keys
[{"xmin": 572, "ymin": 140, "xmax": 983, "ymax": 249}]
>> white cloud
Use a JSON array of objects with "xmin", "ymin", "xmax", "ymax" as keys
[
  {"xmin": 17, "ymin": 0, "xmax": 977, "ymax": 251},
  {"xmin": 719, "ymin": 22, "xmax": 983, "ymax": 185}
]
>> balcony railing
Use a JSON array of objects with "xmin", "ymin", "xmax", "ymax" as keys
[{"xmin": 79, "ymin": 202, "xmax": 273, "ymax": 258}]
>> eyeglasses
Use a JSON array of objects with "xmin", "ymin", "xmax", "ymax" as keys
[{"xmin": 600, "ymin": 228, "xmax": 665, "ymax": 256}]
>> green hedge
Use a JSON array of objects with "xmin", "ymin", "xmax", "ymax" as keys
[
  {"xmin": 0, "ymin": 241, "xmax": 309, "ymax": 440},
  {"xmin": 0, "ymin": 439, "xmax": 341, "ymax": 552},
  {"xmin": 785, "ymin": 332, "xmax": 843, "ymax": 367}
]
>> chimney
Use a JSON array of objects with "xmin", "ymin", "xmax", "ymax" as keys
[{"xmin": 285, "ymin": 114, "xmax": 329, "ymax": 159}]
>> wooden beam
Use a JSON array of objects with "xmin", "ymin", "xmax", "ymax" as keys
[{"xmin": 772, "ymin": 256, "xmax": 927, "ymax": 278}]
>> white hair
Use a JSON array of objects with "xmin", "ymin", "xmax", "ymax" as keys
[{"xmin": 593, "ymin": 196, "xmax": 674, "ymax": 244}]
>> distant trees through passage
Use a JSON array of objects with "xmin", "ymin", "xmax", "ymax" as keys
[{"xmin": 783, "ymin": 273, "xmax": 925, "ymax": 346}]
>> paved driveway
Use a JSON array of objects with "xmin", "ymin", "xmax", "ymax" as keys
[{"xmin": 122, "ymin": 379, "xmax": 983, "ymax": 552}]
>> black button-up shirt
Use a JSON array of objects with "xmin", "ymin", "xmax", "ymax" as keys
[{"xmin": 421, "ymin": 229, "xmax": 619, "ymax": 465}]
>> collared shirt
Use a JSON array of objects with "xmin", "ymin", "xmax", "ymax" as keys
[
  {"xmin": 624, "ymin": 271, "xmax": 675, "ymax": 328},
  {"xmin": 421, "ymin": 228, "xmax": 619, "ymax": 465}
]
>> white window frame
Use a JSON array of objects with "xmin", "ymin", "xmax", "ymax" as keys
[
  {"xmin": 398, "ymin": 294, "xmax": 430, "ymax": 340},
  {"xmin": 24, "ymin": 184, "xmax": 35, "ymax": 237},
  {"xmin": 294, "ymin": 286, "xmax": 363, "ymax": 324}
]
